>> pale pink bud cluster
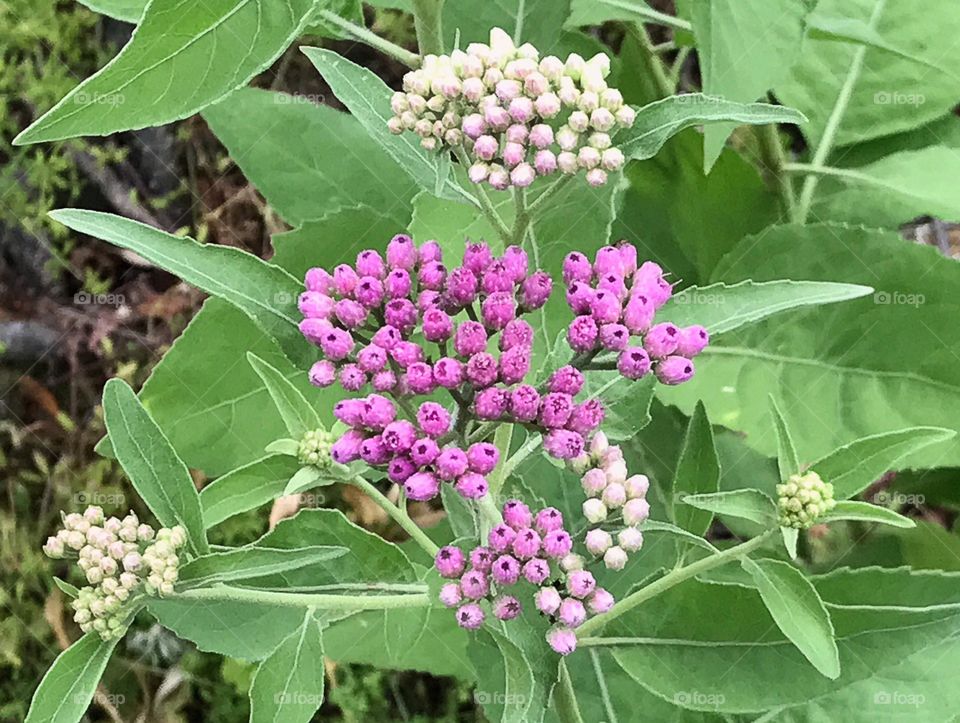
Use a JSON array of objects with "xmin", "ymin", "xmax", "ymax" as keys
[
  {"xmin": 43, "ymin": 506, "xmax": 185, "ymax": 640},
  {"xmin": 387, "ymin": 27, "xmax": 634, "ymax": 189}
]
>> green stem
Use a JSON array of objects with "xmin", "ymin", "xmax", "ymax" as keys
[
  {"xmin": 477, "ymin": 494, "xmax": 504, "ymax": 535},
  {"xmin": 628, "ymin": 23, "xmax": 674, "ymax": 99},
  {"xmin": 173, "ymin": 585, "xmax": 430, "ymax": 610},
  {"xmin": 511, "ymin": 186, "xmax": 530, "ymax": 245},
  {"xmin": 487, "ymin": 423, "xmax": 515, "ymax": 499},
  {"xmin": 314, "ymin": 10, "xmax": 419, "ymax": 68},
  {"xmin": 796, "ymin": 0, "xmax": 887, "ymax": 223},
  {"xmin": 576, "ymin": 530, "xmax": 775, "ymax": 636},
  {"xmin": 349, "ymin": 475, "xmax": 440, "ymax": 557},
  {"xmin": 411, "ymin": 0, "xmax": 446, "ymax": 56},
  {"xmin": 601, "ymin": 0, "xmax": 692, "ymax": 32},
  {"xmin": 756, "ymin": 123, "xmax": 796, "ymax": 220},
  {"xmin": 455, "ymin": 148, "xmax": 512, "ymax": 241},
  {"xmin": 554, "ymin": 660, "xmax": 586, "ymax": 723},
  {"xmin": 524, "ymin": 175, "xmax": 573, "ymax": 220}
]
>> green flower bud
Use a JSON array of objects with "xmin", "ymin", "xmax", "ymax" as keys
[
  {"xmin": 777, "ymin": 471, "xmax": 836, "ymax": 529},
  {"xmin": 298, "ymin": 429, "xmax": 333, "ymax": 468}
]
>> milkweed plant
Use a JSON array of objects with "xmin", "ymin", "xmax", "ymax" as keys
[{"xmin": 21, "ymin": 1, "xmax": 960, "ymax": 721}]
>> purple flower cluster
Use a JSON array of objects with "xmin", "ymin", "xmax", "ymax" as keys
[
  {"xmin": 435, "ymin": 500, "xmax": 613, "ymax": 655},
  {"xmin": 563, "ymin": 242, "xmax": 709, "ymax": 384},
  {"xmin": 573, "ymin": 432, "xmax": 649, "ymax": 570},
  {"xmin": 387, "ymin": 27, "xmax": 635, "ymax": 189},
  {"xmin": 331, "ymin": 394, "xmax": 497, "ymax": 501},
  {"xmin": 298, "ymin": 235, "xmax": 551, "ymax": 396}
]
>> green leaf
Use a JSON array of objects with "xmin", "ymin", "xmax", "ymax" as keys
[
  {"xmin": 247, "ymin": 353, "xmax": 322, "ymax": 439},
  {"xmin": 265, "ymin": 439, "xmax": 300, "ymax": 456},
  {"xmin": 26, "ymin": 633, "xmax": 120, "ymax": 723},
  {"xmin": 619, "ymin": 95, "xmax": 807, "ymax": 161},
  {"xmin": 670, "ymin": 402, "xmax": 720, "ymax": 535},
  {"xmin": 201, "ymin": 454, "xmax": 303, "ymax": 528},
  {"xmin": 76, "ymin": 0, "xmax": 144, "ymax": 22},
  {"xmin": 307, "ymin": 0, "xmax": 364, "ymax": 39},
  {"xmin": 769, "ymin": 395, "xmax": 800, "ymax": 480},
  {"xmin": 775, "ymin": 0, "xmax": 960, "ymax": 147},
  {"xmin": 663, "ymin": 223, "xmax": 960, "ymax": 469},
  {"xmin": 689, "ymin": 0, "xmax": 808, "ymax": 170},
  {"xmin": 249, "ymin": 611, "xmax": 326, "ymax": 723},
  {"xmin": 567, "ymin": 0, "xmax": 683, "ymax": 28},
  {"xmin": 821, "ymin": 500, "xmax": 916, "ymax": 529},
  {"xmin": 301, "ymin": 47, "xmax": 466, "ymax": 203},
  {"xmin": 202, "ymin": 88, "xmax": 416, "ymax": 227},
  {"xmin": 661, "ymin": 279, "xmax": 874, "ymax": 336},
  {"xmin": 583, "ymin": 373, "xmax": 656, "ymax": 442},
  {"xmin": 811, "ymin": 427, "xmax": 956, "ymax": 501},
  {"xmin": 282, "ymin": 466, "xmax": 330, "ymax": 496},
  {"xmin": 52, "ymin": 577, "xmax": 79, "ymax": 599},
  {"xmin": 178, "ymin": 545, "xmax": 348, "ymax": 588},
  {"xmin": 642, "ymin": 519, "xmax": 719, "ymax": 554},
  {"xmin": 742, "ymin": 558, "xmax": 840, "ymax": 679},
  {"xmin": 15, "ymin": 0, "xmax": 317, "ymax": 144},
  {"xmin": 806, "ymin": 11, "xmax": 946, "ymax": 70},
  {"xmin": 781, "ymin": 526, "xmax": 799, "ymax": 559},
  {"xmin": 809, "ymin": 147, "xmax": 960, "ymax": 227},
  {"xmin": 102, "ymin": 378, "xmax": 208, "ymax": 555},
  {"xmin": 49, "ymin": 211, "xmax": 308, "ymax": 364},
  {"xmin": 681, "ymin": 489, "xmax": 777, "ymax": 527},
  {"xmin": 443, "ymin": 0, "xmax": 571, "ymax": 50}
]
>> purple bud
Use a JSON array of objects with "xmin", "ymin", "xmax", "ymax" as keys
[
  {"xmin": 462, "ymin": 113, "xmax": 486, "ymax": 139},
  {"xmin": 308, "ymin": 360, "xmax": 336, "ymax": 388},
  {"xmin": 455, "ymin": 473, "xmax": 489, "ymax": 499},
  {"xmin": 470, "ymin": 546, "xmax": 494, "ymax": 571},
  {"xmin": 587, "ymin": 588, "xmax": 615, "ymax": 615},
  {"xmin": 372, "ymin": 325, "xmax": 402, "ymax": 350},
  {"xmin": 403, "ymin": 362, "xmax": 437, "ymax": 395},
  {"xmin": 433, "ymin": 357, "xmax": 465, "ymax": 388},
  {"xmin": 511, "ymin": 163, "xmax": 536, "ymax": 187},
  {"xmin": 390, "ymin": 341, "xmax": 423, "ymax": 369},
  {"xmin": 568, "ymin": 400, "xmax": 605, "ymax": 436},
  {"xmin": 382, "ymin": 420, "xmax": 417, "ymax": 453},
  {"xmin": 543, "ymin": 529, "xmax": 573, "ymax": 559},
  {"xmin": 474, "ymin": 134, "xmax": 499, "ymax": 161},
  {"xmin": 594, "ymin": 246, "xmax": 624, "ymax": 276},
  {"xmin": 493, "ymin": 595, "xmax": 522, "ymax": 620},
  {"xmin": 385, "ymin": 268, "xmax": 413, "ymax": 299},
  {"xmin": 482, "ymin": 291, "xmax": 518, "ymax": 330},
  {"xmin": 466, "ymin": 441, "xmax": 502, "ymax": 476},
  {"xmin": 384, "ymin": 298, "xmax": 418, "ymax": 334},
  {"xmin": 529, "ymin": 123, "xmax": 554, "ymax": 149},
  {"xmin": 435, "ymin": 546, "xmax": 466, "ymax": 578},
  {"xmin": 499, "ymin": 345, "xmax": 531, "ymax": 385},
  {"xmin": 339, "ymin": 364, "xmax": 366, "ymax": 391},
  {"xmin": 356, "ymin": 344, "xmax": 387, "ymax": 373},
  {"xmin": 644, "ymin": 322, "xmax": 680, "ymax": 359},
  {"xmin": 503, "ymin": 499, "xmax": 533, "ymax": 529},
  {"xmin": 502, "ymin": 246, "xmax": 529, "ymax": 283},
  {"xmin": 334, "ymin": 399, "xmax": 367, "ymax": 426},
  {"xmin": 463, "ymin": 242, "xmax": 493, "ymax": 275},
  {"xmin": 372, "ymin": 370, "xmax": 397, "ymax": 391},
  {"xmin": 676, "ymin": 325, "xmax": 709, "ymax": 358},
  {"xmin": 655, "ymin": 356, "xmax": 695, "ymax": 385},
  {"xmin": 547, "ymin": 366, "xmax": 584, "ymax": 396},
  {"xmin": 539, "ymin": 392, "xmax": 574, "ymax": 429},
  {"xmin": 503, "ymin": 141, "xmax": 526, "ymax": 168},
  {"xmin": 566, "ymin": 570, "xmax": 597, "ymax": 599},
  {"xmin": 355, "ymin": 276, "xmax": 385, "ymax": 309},
  {"xmin": 566, "ymin": 281, "xmax": 595, "ymax": 315},
  {"xmin": 509, "ymin": 97, "xmax": 535, "ymax": 124},
  {"xmin": 360, "ymin": 436, "xmax": 391, "ymax": 465},
  {"xmin": 520, "ymin": 272, "xmax": 553, "ymax": 311},
  {"xmin": 356, "ymin": 249, "xmax": 386, "ymax": 278},
  {"xmin": 506, "ymin": 123, "xmax": 529, "ymax": 145},
  {"xmin": 547, "ymin": 627, "xmax": 578, "ymax": 655},
  {"xmin": 454, "ymin": 321, "xmax": 488, "ymax": 357},
  {"xmin": 522, "ymin": 558, "xmax": 550, "ymax": 585},
  {"xmin": 563, "ymin": 252, "xmax": 593, "ymax": 285},
  {"xmin": 333, "ymin": 264, "xmax": 359, "ymax": 296},
  {"xmin": 439, "ymin": 583, "xmax": 462, "ymax": 607},
  {"xmin": 534, "ymin": 150, "xmax": 558, "ymax": 175},
  {"xmin": 475, "ymin": 386, "xmax": 510, "ymax": 420},
  {"xmin": 298, "ymin": 291, "xmax": 334, "ymax": 319},
  {"xmin": 388, "ymin": 456, "xmax": 416, "ymax": 483},
  {"xmin": 386, "ymin": 234, "xmax": 417, "ymax": 270},
  {"xmin": 544, "ymin": 430, "xmax": 586, "ymax": 460},
  {"xmin": 491, "ymin": 555, "xmax": 521, "ymax": 585},
  {"xmin": 509, "ymin": 385, "xmax": 541, "ymax": 422},
  {"xmin": 300, "ymin": 318, "xmax": 332, "ymax": 345},
  {"xmin": 466, "ymin": 352, "xmax": 499, "ymax": 388},
  {"xmin": 536, "ymin": 586, "xmax": 562, "ymax": 615},
  {"xmin": 305, "ymin": 267, "xmax": 334, "ymax": 293},
  {"xmin": 331, "ymin": 430, "xmax": 365, "ymax": 464},
  {"xmin": 456, "ymin": 602, "xmax": 486, "ymax": 629},
  {"xmin": 591, "ymin": 290, "xmax": 621, "ymax": 324},
  {"xmin": 405, "ymin": 471, "xmax": 440, "ymax": 501},
  {"xmin": 488, "ymin": 523, "xmax": 517, "ymax": 552},
  {"xmin": 419, "ymin": 261, "xmax": 447, "ymax": 291},
  {"xmin": 319, "ymin": 327, "xmax": 355, "ymax": 361},
  {"xmin": 436, "ymin": 447, "xmax": 469, "ymax": 480},
  {"xmin": 558, "ymin": 598, "xmax": 586, "ymax": 628},
  {"xmin": 511, "ymin": 527, "xmax": 542, "ymax": 559},
  {"xmin": 500, "ymin": 318, "xmax": 534, "ymax": 351},
  {"xmin": 410, "ymin": 437, "xmax": 440, "ymax": 466},
  {"xmin": 567, "ymin": 315, "xmax": 599, "ymax": 352},
  {"xmin": 618, "ymin": 347, "xmax": 651, "ymax": 380},
  {"xmin": 535, "ymin": 507, "xmax": 564, "ymax": 534},
  {"xmin": 418, "ymin": 240, "xmax": 442, "ymax": 264},
  {"xmin": 417, "ymin": 402, "xmax": 451, "ymax": 438},
  {"xmin": 598, "ymin": 272, "xmax": 628, "ymax": 301},
  {"xmin": 617, "ymin": 242, "xmax": 638, "ymax": 274},
  {"xmin": 460, "ymin": 569, "xmax": 490, "ymax": 600},
  {"xmin": 481, "ymin": 261, "xmax": 515, "ymax": 294},
  {"xmin": 600, "ymin": 323, "xmax": 630, "ymax": 351},
  {"xmin": 418, "ymin": 290, "xmax": 441, "ymax": 312}
]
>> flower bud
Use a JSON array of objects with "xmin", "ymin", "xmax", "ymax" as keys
[
  {"xmin": 603, "ymin": 546, "xmax": 628, "ymax": 570},
  {"xmin": 585, "ymin": 529, "xmax": 612, "ymax": 556}
]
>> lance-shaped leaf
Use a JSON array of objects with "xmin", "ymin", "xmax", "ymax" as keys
[
  {"xmin": 201, "ymin": 454, "xmax": 302, "ymax": 529},
  {"xmin": 742, "ymin": 558, "xmax": 840, "ymax": 679},
  {"xmin": 769, "ymin": 395, "xmax": 800, "ymax": 480},
  {"xmin": 301, "ymin": 47, "xmax": 468, "ymax": 203},
  {"xmin": 103, "ymin": 378, "xmax": 208, "ymax": 555},
  {"xmin": 26, "ymin": 633, "xmax": 121, "ymax": 723},
  {"xmin": 15, "ymin": 0, "xmax": 317, "ymax": 144},
  {"xmin": 247, "ymin": 353, "xmax": 322, "ymax": 438},
  {"xmin": 177, "ymin": 545, "xmax": 348, "ymax": 589},
  {"xmin": 661, "ymin": 280, "xmax": 874, "ymax": 336},
  {"xmin": 618, "ymin": 95, "xmax": 806, "ymax": 161},
  {"xmin": 249, "ymin": 611, "xmax": 326, "ymax": 723},
  {"xmin": 681, "ymin": 489, "xmax": 777, "ymax": 528},
  {"xmin": 53, "ymin": 578, "xmax": 80, "ymax": 599},
  {"xmin": 76, "ymin": 0, "xmax": 144, "ymax": 22},
  {"xmin": 810, "ymin": 427, "xmax": 956, "ymax": 501},
  {"xmin": 283, "ymin": 465, "xmax": 336, "ymax": 496},
  {"xmin": 821, "ymin": 500, "xmax": 916, "ymax": 529},
  {"xmin": 49, "ymin": 211, "xmax": 308, "ymax": 364},
  {"xmin": 670, "ymin": 402, "xmax": 720, "ymax": 535}
]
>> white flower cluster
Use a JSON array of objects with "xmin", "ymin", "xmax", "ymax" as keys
[
  {"xmin": 777, "ymin": 471, "xmax": 836, "ymax": 529},
  {"xmin": 388, "ymin": 27, "xmax": 635, "ymax": 189},
  {"xmin": 43, "ymin": 506, "xmax": 186, "ymax": 639},
  {"xmin": 572, "ymin": 432, "xmax": 650, "ymax": 570},
  {"xmin": 298, "ymin": 428, "xmax": 334, "ymax": 467}
]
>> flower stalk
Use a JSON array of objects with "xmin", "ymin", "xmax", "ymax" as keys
[{"xmin": 173, "ymin": 584, "xmax": 431, "ymax": 610}]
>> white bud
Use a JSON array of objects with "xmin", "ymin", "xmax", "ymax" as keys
[
  {"xmin": 160, "ymin": 582, "xmax": 175, "ymax": 596},
  {"xmin": 43, "ymin": 536, "xmax": 65, "ymax": 558},
  {"xmin": 74, "ymin": 609, "xmax": 92, "ymax": 624},
  {"xmin": 83, "ymin": 506, "xmax": 105, "ymax": 526},
  {"xmin": 108, "ymin": 541, "xmax": 126, "ymax": 559},
  {"xmin": 579, "ymin": 91, "xmax": 600, "ymax": 113},
  {"xmin": 101, "ymin": 578, "xmax": 119, "ymax": 594},
  {"xmin": 64, "ymin": 513, "xmax": 84, "ymax": 530},
  {"xmin": 625, "ymin": 474, "xmax": 650, "ymax": 499},
  {"xmin": 99, "ymin": 557, "xmax": 118, "ymax": 576},
  {"xmin": 568, "ymin": 111, "xmax": 589, "ymax": 133},
  {"xmin": 616, "ymin": 105, "xmax": 637, "ymax": 128},
  {"xmin": 601, "ymin": 88, "xmax": 624, "ymax": 111},
  {"xmin": 517, "ymin": 43, "xmax": 540, "ymax": 62},
  {"xmin": 602, "ymin": 148, "xmax": 625, "ymax": 171},
  {"xmin": 557, "ymin": 152, "xmax": 579, "ymax": 174},
  {"xmin": 387, "ymin": 116, "xmax": 404, "ymax": 134},
  {"xmin": 66, "ymin": 531, "xmax": 86, "ymax": 551},
  {"xmin": 623, "ymin": 498, "xmax": 650, "ymax": 526},
  {"xmin": 618, "ymin": 527, "xmax": 644, "ymax": 552},
  {"xmin": 602, "ymin": 482, "xmax": 627, "ymax": 509},
  {"xmin": 570, "ymin": 453, "xmax": 592, "ymax": 474},
  {"xmin": 120, "ymin": 572, "xmax": 139, "ymax": 589},
  {"xmin": 462, "ymin": 76, "xmax": 485, "ymax": 102},
  {"xmin": 589, "ymin": 132, "xmax": 612, "ymax": 150},
  {"xmin": 560, "ymin": 553, "xmax": 584, "ymax": 572},
  {"xmin": 565, "ymin": 53, "xmax": 585, "ymax": 80},
  {"xmin": 583, "ymin": 498, "xmax": 608, "ymax": 524},
  {"xmin": 603, "ymin": 458, "xmax": 628, "ymax": 485},
  {"xmin": 590, "ymin": 431, "xmax": 610, "ymax": 458},
  {"xmin": 585, "ymin": 529, "xmax": 612, "ymax": 556},
  {"xmin": 603, "ymin": 546, "xmax": 628, "ymax": 571},
  {"xmin": 86, "ymin": 567, "xmax": 104, "ymax": 585},
  {"xmin": 591, "ymin": 108, "xmax": 616, "ymax": 132},
  {"xmin": 588, "ymin": 53, "xmax": 612, "ymax": 78},
  {"xmin": 104, "ymin": 517, "xmax": 121, "ymax": 534},
  {"xmin": 114, "ymin": 587, "xmax": 130, "ymax": 602},
  {"xmin": 539, "ymin": 55, "xmax": 565, "ymax": 81},
  {"xmin": 122, "ymin": 553, "xmax": 142, "ymax": 572},
  {"xmin": 556, "ymin": 126, "xmax": 579, "ymax": 152}
]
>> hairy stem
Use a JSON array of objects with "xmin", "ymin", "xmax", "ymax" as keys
[
  {"xmin": 314, "ymin": 10, "xmax": 419, "ymax": 68},
  {"xmin": 411, "ymin": 0, "xmax": 446, "ymax": 56},
  {"xmin": 554, "ymin": 659, "xmax": 586, "ymax": 723},
  {"xmin": 512, "ymin": 186, "xmax": 530, "ymax": 246},
  {"xmin": 524, "ymin": 175, "xmax": 573, "ymax": 220},
  {"xmin": 349, "ymin": 475, "xmax": 440, "ymax": 557},
  {"xmin": 173, "ymin": 585, "xmax": 431, "ymax": 610},
  {"xmin": 796, "ymin": 0, "xmax": 887, "ymax": 223},
  {"xmin": 756, "ymin": 122, "xmax": 796, "ymax": 220},
  {"xmin": 576, "ymin": 530, "xmax": 775, "ymax": 636},
  {"xmin": 628, "ymin": 23, "xmax": 674, "ymax": 99},
  {"xmin": 602, "ymin": 0, "xmax": 692, "ymax": 32}
]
